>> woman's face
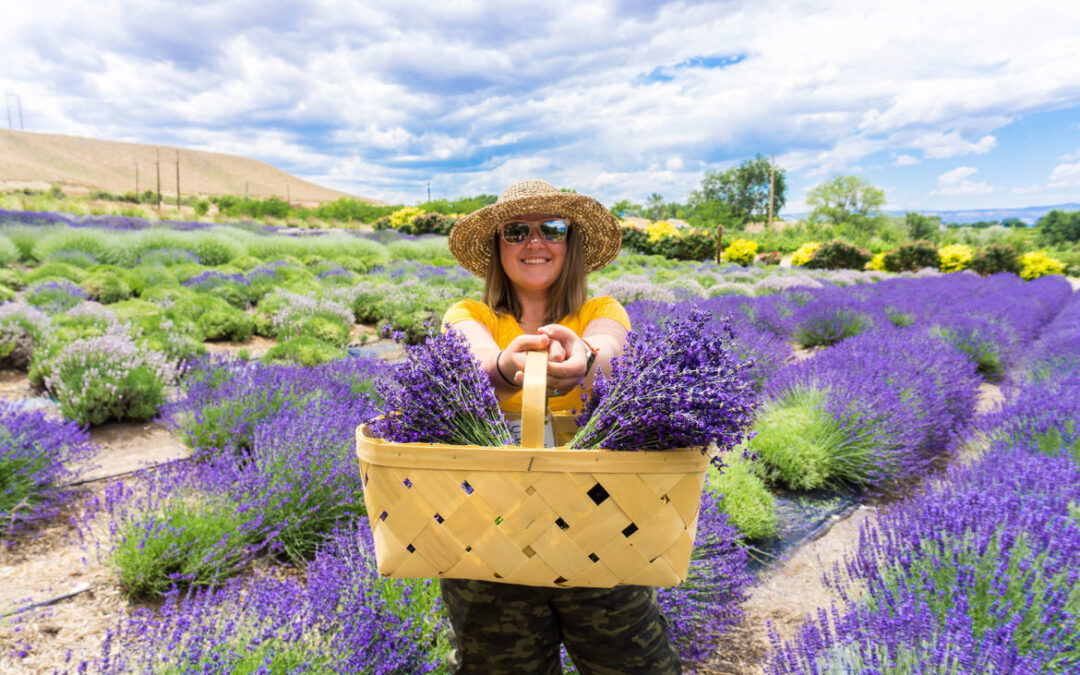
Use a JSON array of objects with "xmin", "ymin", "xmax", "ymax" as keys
[{"xmin": 498, "ymin": 212, "xmax": 567, "ymax": 293}]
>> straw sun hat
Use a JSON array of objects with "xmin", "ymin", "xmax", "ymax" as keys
[{"xmin": 448, "ymin": 179, "xmax": 623, "ymax": 279}]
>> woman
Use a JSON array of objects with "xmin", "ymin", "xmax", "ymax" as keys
[{"xmin": 441, "ymin": 179, "xmax": 681, "ymax": 674}]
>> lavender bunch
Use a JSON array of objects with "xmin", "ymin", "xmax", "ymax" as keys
[
  {"xmin": 571, "ymin": 309, "xmax": 757, "ymax": 454},
  {"xmin": 370, "ymin": 327, "xmax": 513, "ymax": 446}
]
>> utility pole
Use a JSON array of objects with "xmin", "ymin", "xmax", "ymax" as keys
[
  {"xmin": 767, "ymin": 154, "xmax": 775, "ymax": 228},
  {"xmin": 427, "ymin": 181, "xmax": 431, "ymax": 202},
  {"xmin": 245, "ymin": 181, "xmax": 249, "ymax": 199},
  {"xmin": 175, "ymin": 151, "xmax": 181, "ymax": 210},
  {"xmin": 286, "ymin": 183, "xmax": 290, "ymax": 204},
  {"xmin": 135, "ymin": 162, "xmax": 139, "ymax": 194},
  {"xmin": 716, "ymin": 225, "xmax": 724, "ymax": 265},
  {"xmin": 155, "ymin": 149, "xmax": 162, "ymax": 212},
  {"xmin": 14, "ymin": 94, "xmax": 22, "ymax": 130},
  {"xmin": 4, "ymin": 93, "xmax": 10, "ymax": 129}
]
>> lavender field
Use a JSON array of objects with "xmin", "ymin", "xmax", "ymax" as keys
[{"xmin": 1, "ymin": 209, "xmax": 1079, "ymax": 673}]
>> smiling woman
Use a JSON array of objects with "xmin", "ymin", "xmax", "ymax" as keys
[{"xmin": 439, "ymin": 179, "xmax": 682, "ymax": 673}]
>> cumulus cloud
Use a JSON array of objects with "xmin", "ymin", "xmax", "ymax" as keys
[
  {"xmin": 1, "ymin": 0, "xmax": 1079, "ymax": 203},
  {"xmin": 933, "ymin": 166, "xmax": 993, "ymax": 195},
  {"xmin": 1048, "ymin": 162, "xmax": 1080, "ymax": 187}
]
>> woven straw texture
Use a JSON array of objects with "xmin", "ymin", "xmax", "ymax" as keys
[
  {"xmin": 356, "ymin": 351, "xmax": 709, "ymax": 588},
  {"xmin": 448, "ymin": 179, "xmax": 623, "ymax": 279}
]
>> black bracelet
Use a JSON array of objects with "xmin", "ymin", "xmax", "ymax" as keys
[{"xmin": 495, "ymin": 349, "xmax": 518, "ymax": 387}]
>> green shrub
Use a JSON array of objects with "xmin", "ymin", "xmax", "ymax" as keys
[
  {"xmin": 0, "ymin": 268, "xmax": 23, "ymax": 290},
  {"xmin": 0, "ymin": 234, "xmax": 18, "ymax": 265},
  {"xmin": 44, "ymin": 249, "xmax": 99, "ymax": 267},
  {"xmin": 749, "ymin": 388, "xmax": 849, "ymax": 490},
  {"xmin": 197, "ymin": 306, "xmax": 254, "ymax": 342},
  {"xmin": 0, "ymin": 225, "xmax": 52, "ymax": 261},
  {"xmin": 704, "ymin": 452, "xmax": 777, "ymax": 540},
  {"xmin": 883, "ymin": 241, "xmax": 939, "ymax": 272},
  {"xmin": 228, "ymin": 255, "xmax": 264, "ymax": 272},
  {"xmin": 402, "ymin": 212, "xmax": 456, "ymax": 235},
  {"xmin": 805, "ymin": 239, "xmax": 872, "ymax": 270},
  {"xmin": 263, "ymin": 336, "xmax": 344, "ymax": 365},
  {"xmin": 386, "ymin": 238, "xmax": 454, "ymax": 264},
  {"xmin": 970, "ymin": 242, "xmax": 1021, "ymax": 276},
  {"xmin": 0, "ymin": 284, "xmax": 13, "ymax": 303},
  {"xmin": 794, "ymin": 310, "xmax": 871, "ymax": 348},
  {"xmin": 110, "ymin": 498, "xmax": 257, "ymax": 598},
  {"xmin": 123, "ymin": 266, "xmax": 180, "ymax": 295},
  {"xmin": 721, "ymin": 238, "xmax": 759, "ymax": 266},
  {"xmin": 81, "ymin": 273, "xmax": 132, "ymax": 304},
  {"xmin": 23, "ymin": 262, "xmax": 87, "ymax": 284},
  {"xmin": 46, "ymin": 335, "xmax": 174, "ymax": 426},
  {"xmin": 193, "ymin": 234, "xmax": 245, "ymax": 266}
]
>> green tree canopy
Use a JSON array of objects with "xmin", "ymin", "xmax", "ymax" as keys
[
  {"xmin": 905, "ymin": 212, "xmax": 943, "ymax": 242},
  {"xmin": 807, "ymin": 175, "xmax": 886, "ymax": 226},
  {"xmin": 1037, "ymin": 209, "xmax": 1080, "ymax": 246},
  {"xmin": 688, "ymin": 154, "xmax": 786, "ymax": 225}
]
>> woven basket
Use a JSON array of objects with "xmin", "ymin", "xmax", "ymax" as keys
[{"xmin": 356, "ymin": 351, "xmax": 709, "ymax": 588}]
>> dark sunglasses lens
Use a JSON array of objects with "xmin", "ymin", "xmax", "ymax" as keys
[
  {"xmin": 502, "ymin": 222, "xmax": 530, "ymax": 243},
  {"xmin": 540, "ymin": 220, "xmax": 568, "ymax": 241}
]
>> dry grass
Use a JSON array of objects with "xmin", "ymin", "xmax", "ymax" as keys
[{"xmin": 0, "ymin": 128, "xmax": 382, "ymax": 205}]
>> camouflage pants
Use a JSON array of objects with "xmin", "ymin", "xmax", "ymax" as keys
[{"xmin": 440, "ymin": 579, "xmax": 681, "ymax": 674}]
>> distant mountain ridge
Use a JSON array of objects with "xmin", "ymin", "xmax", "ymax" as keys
[
  {"xmin": 787, "ymin": 203, "xmax": 1080, "ymax": 225},
  {"xmin": 0, "ymin": 128, "xmax": 383, "ymax": 205}
]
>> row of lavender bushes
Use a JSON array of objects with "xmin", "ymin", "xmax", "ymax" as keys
[{"xmin": 767, "ymin": 290, "xmax": 1080, "ymax": 673}]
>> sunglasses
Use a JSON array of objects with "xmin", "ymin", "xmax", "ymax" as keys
[{"xmin": 500, "ymin": 218, "xmax": 570, "ymax": 245}]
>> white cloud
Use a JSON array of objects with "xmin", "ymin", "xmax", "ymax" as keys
[
  {"xmin": 910, "ymin": 132, "xmax": 997, "ymax": 159},
  {"xmin": 1, "ymin": 0, "xmax": 1079, "ymax": 204},
  {"xmin": 1048, "ymin": 162, "xmax": 1080, "ymax": 187},
  {"xmin": 933, "ymin": 166, "xmax": 993, "ymax": 195},
  {"xmin": 1012, "ymin": 183, "xmax": 1043, "ymax": 194},
  {"xmin": 1059, "ymin": 148, "xmax": 1080, "ymax": 161}
]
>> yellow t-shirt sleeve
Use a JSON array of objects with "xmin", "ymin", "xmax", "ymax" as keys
[
  {"xmin": 442, "ymin": 299, "xmax": 493, "ymax": 330},
  {"xmin": 583, "ymin": 295, "xmax": 632, "ymax": 331}
]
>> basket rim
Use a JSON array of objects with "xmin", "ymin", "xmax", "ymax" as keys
[{"xmin": 356, "ymin": 423, "xmax": 711, "ymax": 474}]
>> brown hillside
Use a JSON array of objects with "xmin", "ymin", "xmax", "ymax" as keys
[{"xmin": 0, "ymin": 128, "xmax": 384, "ymax": 205}]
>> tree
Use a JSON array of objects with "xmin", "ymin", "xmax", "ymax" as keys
[
  {"xmin": 905, "ymin": 212, "xmax": 942, "ymax": 242},
  {"xmin": 807, "ymin": 175, "xmax": 886, "ymax": 226},
  {"xmin": 688, "ymin": 154, "xmax": 786, "ymax": 225},
  {"xmin": 610, "ymin": 199, "xmax": 643, "ymax": 218},
  {"xmin": 1037, "ymin": 209, "xmax": 1080, "ymax": 246},
  {"xmin": 644, "ymin": 193, "xmax": 666, "ymax": 221}
]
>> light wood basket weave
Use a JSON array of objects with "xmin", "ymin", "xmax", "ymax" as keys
[{"xmin": 356, "ymin": 351, "xmax": 709, "ymax": 588}]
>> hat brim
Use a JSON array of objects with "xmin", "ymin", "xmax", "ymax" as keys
[{"xmin": 449, "ymin": 193, "xmax": 623, "ymax": 278}]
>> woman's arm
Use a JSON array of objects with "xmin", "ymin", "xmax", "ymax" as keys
[{"xmin": 451, "ymin": 320, "xmax": 554, "ymax": 399}]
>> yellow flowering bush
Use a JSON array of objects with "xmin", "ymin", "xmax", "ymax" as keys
[
  {"xmin": 722, "ymin": 238, "xmax": 759, "ymax": 266},
  {"xmin": 389, "ymin": 206, "xmax": 425, "ymax": 228},
  {"xmin": 938, "ymin": 244, "xmax": 974, "ymax": 273},
  {"xmin": 645, "ymin": 220, "xmax": 681, "ymax": 243},
  {"xmin": 866, "ymin": 252, "xmax": 887, "ymax": 271},
  {"xmin": 1019, "ymin": 250, "xmax": 1066, "ymax": 280},
  {"xmin": 790, "ymin": 242, "xmax": 821, "ymax": 267}
]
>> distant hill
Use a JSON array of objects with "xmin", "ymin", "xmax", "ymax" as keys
[
  {"xmin": 786, "ymin": 203, "xmax": 1080, "ymax": 225},
  {"xmin": 0, "ymin": 128, "xmax": 383, "ymax": 206}
]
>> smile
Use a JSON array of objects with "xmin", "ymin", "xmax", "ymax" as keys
[{"xmin": 521, "ymin": 258, "xmax": 551, "ymax": 264}]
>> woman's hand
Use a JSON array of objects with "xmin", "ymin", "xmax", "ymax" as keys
[
  {"xmin": 537, "ymin": 324, "xmax": 589, "ymax": 396},
  {"xmin": 500, "ymin": 332, "xmax": 552, "ymax": 386}
]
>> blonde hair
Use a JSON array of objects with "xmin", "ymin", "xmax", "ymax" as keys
[{"xmin": 483, "ymin": 223, "xmax": 587, "ymax": 325}]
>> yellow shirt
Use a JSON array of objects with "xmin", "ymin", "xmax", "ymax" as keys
[{"xmin": 442, "ymin": 296, "xmax": 631, "ymax": 413}]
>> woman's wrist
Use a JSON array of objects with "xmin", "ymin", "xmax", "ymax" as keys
[
  {"xmin": 581, "ymin": 338, "xmax": 599, "ymax": 376},
  {"xmin": 495, "ymin": 349, "xmax": 518, "ymax": 387}
]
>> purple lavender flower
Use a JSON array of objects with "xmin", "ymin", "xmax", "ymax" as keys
[
  {"xmin": 370, "ymin": 327, "xmax": 513, "ymax": 446},
  {"xmin": 0, "ymin": 403, "xmax": 95, "ymax": 538},
  {"xmin": 23, "ymin": 279, "xmax": 88, "ymax": 314},
  {"xmin": 571, "ymin": 309, "xmax": 758, "ymax": 455},
  {"xmin": 657, "ymin": 490, "xmax": 752, "ymax": 667}
]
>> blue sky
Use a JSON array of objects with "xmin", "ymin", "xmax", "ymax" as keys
[{"xmin": 2, "ymin": 0, "xmax": 1079, "ymax": 214}]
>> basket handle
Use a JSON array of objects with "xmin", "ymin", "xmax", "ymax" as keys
[{"xmin": 520, "ymin": 350, "xmax": 549, "ymax": 448}]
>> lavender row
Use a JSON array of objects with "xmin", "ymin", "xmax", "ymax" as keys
[{"xmin": 766, "ymin": 301, "xmax": 1080, "ymax": 673}]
